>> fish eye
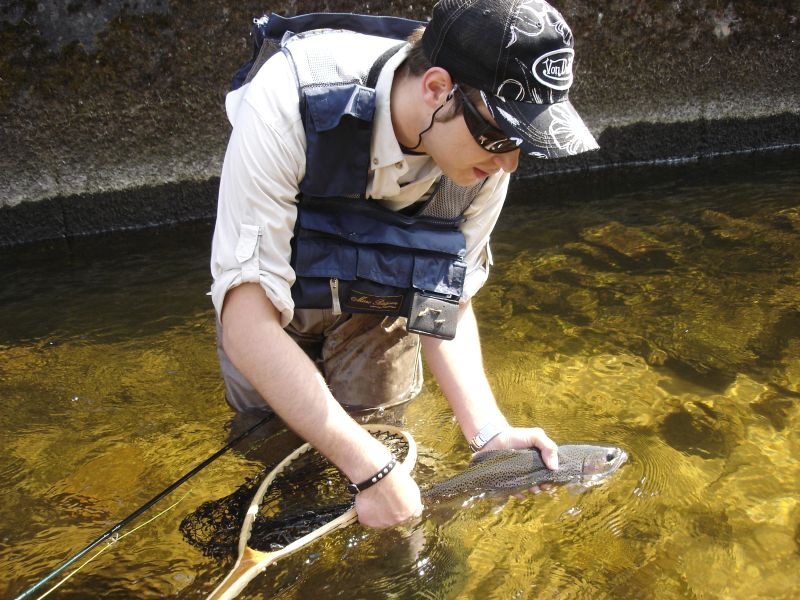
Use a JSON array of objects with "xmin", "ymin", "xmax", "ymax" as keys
[{"xmin": 605, "ymin": 450, "xmax": 617, "ymax": 462}]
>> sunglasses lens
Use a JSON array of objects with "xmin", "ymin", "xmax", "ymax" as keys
[
  {"xmin": 484, "ymin": 138, "xmax": 521, "ymax": 152},
  {"xmin": 460, "ymin": 92, "xmax": 518, "ymax": 154}
]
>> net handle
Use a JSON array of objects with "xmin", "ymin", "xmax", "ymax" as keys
[{"xmin": 207, "ymin": 424, "xmax": 417, "ymax": 600}]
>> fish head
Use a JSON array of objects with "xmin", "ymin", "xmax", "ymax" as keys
[{"xmin": 571, "ymin": 444, "xmax": 628, "ymax": 485}]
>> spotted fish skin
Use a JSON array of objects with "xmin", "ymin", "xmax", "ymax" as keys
[{"xmin": 422, "ymin": 444, "xmax": 627, "ymax": 500}]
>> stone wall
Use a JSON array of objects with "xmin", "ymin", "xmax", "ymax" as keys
[{"xmin": 1, "ymin": 0, "xmax": 798, "ymax": 245}]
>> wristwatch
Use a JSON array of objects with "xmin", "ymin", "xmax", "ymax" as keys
[{"xmin": 468, "ymin": 420, "xmax": 506, "ymax": 452}]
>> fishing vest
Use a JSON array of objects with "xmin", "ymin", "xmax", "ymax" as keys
[{"xmin": 232, "ymin": 13, "xmax": 485, "ymax": 340}]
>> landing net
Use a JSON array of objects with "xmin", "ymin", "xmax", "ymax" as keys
[{"xmin": 180, "ymin": 426, "xmax": 414, "ymax": 559}]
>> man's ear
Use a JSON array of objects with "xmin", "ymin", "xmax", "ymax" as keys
[{"xmin": 420, "ymin": 67, "xmax": 454, "ymax": 107}]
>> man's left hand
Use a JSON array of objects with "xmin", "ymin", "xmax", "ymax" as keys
[{"xmin": 481, "ymin": 426, "xmax": 559, "ymax": 470}]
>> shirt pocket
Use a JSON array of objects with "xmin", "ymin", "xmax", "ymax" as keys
[{"xmin": 234, "ymin": 223, "xmax": 262, "ymax": 282}]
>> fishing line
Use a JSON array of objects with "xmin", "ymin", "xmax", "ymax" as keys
[
  {"xmin": 36, "ymin": 489, "xmax": 191, "ymax": 599},
  {"xmin": 15, "ymin": 412, "xmax": 275, "ymax": 600}
]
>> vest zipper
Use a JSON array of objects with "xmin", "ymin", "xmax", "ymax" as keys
[{"xmin": 330, "ymin": 278, "xmax": 342, "ymax": 315}]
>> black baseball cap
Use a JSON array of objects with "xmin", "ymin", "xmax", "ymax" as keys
[{"xmin": 422, "ymin": 0, "xmax": 599, "ymax": 158}]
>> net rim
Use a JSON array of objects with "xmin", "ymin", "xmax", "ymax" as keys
[{"xmin": 207, "ymin": 424, "xmax": 417, "ymax": 600}]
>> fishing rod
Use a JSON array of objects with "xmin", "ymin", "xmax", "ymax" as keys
[{"xmin": 15, "ymin": 412, "xmax": 275, "ymax": 600}]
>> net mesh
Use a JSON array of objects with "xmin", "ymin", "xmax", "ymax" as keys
[{"xmin": 180, "ymin": 429, "xmax": 410, "ymax": 558}]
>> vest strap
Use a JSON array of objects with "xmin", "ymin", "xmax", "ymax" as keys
[{"xmin": 366, "ymin": 42, "xmax": 406, "ymax": 89}]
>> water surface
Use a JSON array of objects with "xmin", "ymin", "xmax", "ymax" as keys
[{"xmin": 1, "ymin": 151, "xmax": 799, "ymax": 598}]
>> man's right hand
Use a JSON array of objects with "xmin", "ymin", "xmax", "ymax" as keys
[
  {"xmin": 222, "ymin": 284, "xmax": 422, "ymax": 528},
  {"xmin": 354, "ymin": 462, "xmax": 423, "ymax": 528}
]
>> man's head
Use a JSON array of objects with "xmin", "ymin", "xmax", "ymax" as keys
[
  {"xmin": 420, "ymin": 0, "xmax": 598, "ymax": 160},
  {"xmin": 395, "ymin": 27, "xmax": 523, "ymax": 186}
]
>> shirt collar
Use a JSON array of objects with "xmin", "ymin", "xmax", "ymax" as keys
[
  {"xmin": 370, "ymin": 44, "xmax": 441, "ymax": 198},
  {"xmin": 371, "ymin": 44, "xmax": 410, "ymax": 171}
]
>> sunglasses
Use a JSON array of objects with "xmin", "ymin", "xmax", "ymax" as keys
[{"xmin": 456, "ymin": 87, "xmax": 520, "ymax": 154}]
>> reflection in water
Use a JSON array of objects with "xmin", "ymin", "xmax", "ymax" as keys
[{"xmin": 1, "ymin": 152, "xmax": 799, "ymax": 598}]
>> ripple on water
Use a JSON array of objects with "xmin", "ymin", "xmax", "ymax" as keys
[
  {"xmin": 4, "ymin": 156, "xmax": 800, "ymax": 598},
  {"xmin": 224, "ymin": 519, "xmax": 470, "ymax": 599},
  {"xmin": 448, "ymin": 490, "xmax": 627, "ymax": 599}
]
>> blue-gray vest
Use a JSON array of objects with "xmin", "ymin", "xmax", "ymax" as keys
[{"xmin": 232, "ymin": 13, "xmax": 484, "ymax": 339}]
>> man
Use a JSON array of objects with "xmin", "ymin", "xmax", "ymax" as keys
[{"xmin": 210, "ymin": 0, "xmax": 598, "ymax": 528}]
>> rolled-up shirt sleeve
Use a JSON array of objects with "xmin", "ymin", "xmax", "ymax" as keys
[
  {"xmin": 459, "ymin": 172, "xmax": 511, "ymax": 302},
  {"xmin": 210, "ymin": 55, "xmax": 306, "ymax": 327}
]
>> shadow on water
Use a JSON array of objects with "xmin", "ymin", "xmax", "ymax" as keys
[{"xmin": 1, "ymin": 151, "xmax": 799, "ymax": 598}]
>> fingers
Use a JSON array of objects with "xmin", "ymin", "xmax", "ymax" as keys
[
  {"xmin": 529, "ymin": 427, "xmax": 559, "ymax": 471},
  {"xmin": 496, "ymin": 426, "xmax": 559, "ymax": 470},
  {"xmin": 406, "ymin": 498, "xmax": 424, "ymax": 522}
]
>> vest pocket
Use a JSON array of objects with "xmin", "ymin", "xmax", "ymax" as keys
[
  {"xmin": 355, "ymin": 247, "xmax": 413, "ymax": 288},
  {"xmin": 293, "ymin": 236, "xmax": 357, "ymax": 280},
  {"xmin": 291, "ymin": 201, "xmax": 468, "ymax": 317},
  {"xmin": 301, "ymin": 85, "xmax": 375, "ymax": 198},
  {"xmin": 412, "ymin": 255, "xmax": 466, "ymax": 297}
]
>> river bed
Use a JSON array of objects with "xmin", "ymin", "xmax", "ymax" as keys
[{"xmin": 1, "ymin": 151, "xmax": 799, "ymax": 598}]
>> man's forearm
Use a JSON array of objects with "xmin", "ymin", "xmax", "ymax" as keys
[
  {"xmin": 420, "ymin": 301, "xmax": 508, "ymax": 441},
  {"xmin": 220, "ymin": 283, "xmax": 392, "ymax": 481}
]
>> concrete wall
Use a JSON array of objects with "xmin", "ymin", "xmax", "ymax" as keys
[{"xmin": 1, "ymin": 1, "xmax": 798, "ymax": 245}]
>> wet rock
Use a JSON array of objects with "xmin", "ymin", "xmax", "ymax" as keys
[
  {"xmin": 751, "ymin": 392, "xmax": 797, "ymax": 431},
  {"xmin": 659, "ymin": 401, "xmax": 731, "ymax": 459},
  {"xmin": 699, "ymin": 209, "xmax": 770, "ymax": 241},
  {"xmin": 775, "ymin": 206, "xmax": 800, "ymax": 233},
  {"xmin": 581, "ymin": 220, "xmax": 670, "ymax": 259},
  {"xmin": 795, "ymin": 521, "xmax": 800, "ymax": 556}
]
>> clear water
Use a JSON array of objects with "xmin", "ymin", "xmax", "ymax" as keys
[{"xmin": 1, "ymin": 151, "xmax": 799, "ymax": 599}]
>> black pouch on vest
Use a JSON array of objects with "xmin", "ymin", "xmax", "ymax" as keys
[{"xmin": 406, "ymin": 292, "xmax": 459, "ymax": 340}]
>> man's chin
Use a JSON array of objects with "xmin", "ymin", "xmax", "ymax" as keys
[{"xmin": 447, "ymin": 170, "xmax": 484, "ymax": 187}]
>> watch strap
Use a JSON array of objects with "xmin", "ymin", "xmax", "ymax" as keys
[{"xmin": 468, "ymin": 420, "xmax": 506, "ymax": 452}]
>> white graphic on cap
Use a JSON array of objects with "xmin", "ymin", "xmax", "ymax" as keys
[
  {"xmin": 548, "ymin": 103, "xmax": 599, "ymax": 154},
  {"xmin": 497, "ymin": 79, "xmax": 526, "ymax": 101},
  {"xmin": 506, "ymin": 0, "xmax": 548, "ymax": 47},
  {"xmin": 496, "ymin": 57, "xmax": 543, "ymax": 103},
  {"xmin": 494, "ymin": 103, "xmax": 521, "ymax": 128},
  {"xmin": 546, "ymin": 9, "xmax": 573, "ymax": 45},
  {"xmin": 489, "ymin": 96, "xmax": 598, "ymax": 158},
  {"xmin": 532, "ymin": 48, "xmax": 574, "ymax": 90},
  {"xmin": 507, "ymin": 1, "xmax": 573, "ymax": 48},
  {"xmin": 516, "ymin": 58, "xmax": 541, "ymax": 103}
]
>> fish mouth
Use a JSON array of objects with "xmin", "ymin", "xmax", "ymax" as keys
[{"xmin": 606, "ymin": 447, "xmax": 628, "ymax": 472}]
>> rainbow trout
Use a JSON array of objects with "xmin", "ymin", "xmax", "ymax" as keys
[
  {"xmin": 239, "ymin": 444, "xmax": 627, "ymax": 548},
  {"xmin": 422, "ymin": 444, "xmax": 627, "ymax": 500}
]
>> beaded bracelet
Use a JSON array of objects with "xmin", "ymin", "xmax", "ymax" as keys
[{"xmin": 346, "ymin": 456, "xmax": 398, "ymax": 494}]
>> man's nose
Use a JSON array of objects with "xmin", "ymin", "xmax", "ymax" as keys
[{"xmin": 494, "ymin": 149, "xmax": 520, "ymax": 173}]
